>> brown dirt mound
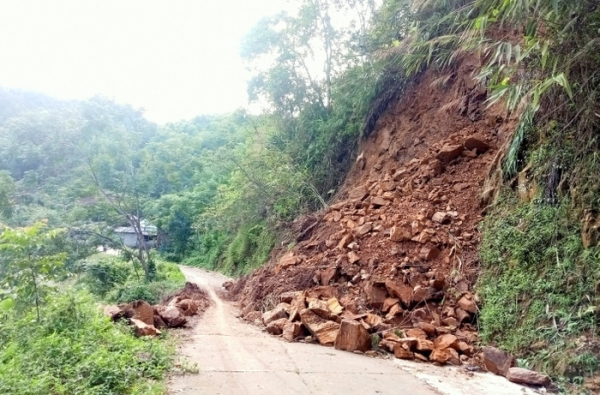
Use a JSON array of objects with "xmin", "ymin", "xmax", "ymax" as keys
[
  {"xmin": 230, "ymin": 55, "xmax": 518, "ymax": 365},
  {"xmin": 163, "ymin": 281, "xmax": 211, "ymax": 315}
]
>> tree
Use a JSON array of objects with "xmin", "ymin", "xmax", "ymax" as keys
[
  {"xmin": 0, "ymin": 170, "xmax": 15, "ymax": 219},
  {"xmin": 242, "ymin": 0, "xmax": 339, "ymax": 115},
  {"xmin": 0, "ymin": 222, "xmax": 66, "ymax": 320}
]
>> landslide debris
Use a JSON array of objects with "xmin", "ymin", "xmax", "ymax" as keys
[
  {"xmin": 227, "ymin": 57, "xmax": 549, "ymax": 387},
  {"xmin": 104, "ymin": 282, "xmax": 210, "ymax": 336}
]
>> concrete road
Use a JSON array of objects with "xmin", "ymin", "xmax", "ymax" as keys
[{"xmin": 168, "ymin": 266, "xmax": 534, "ymax": 395}]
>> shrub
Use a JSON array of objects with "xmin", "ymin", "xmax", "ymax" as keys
[
  {"xmin": 79, "ymin": 254, "xmax": 185, "ymax": 305},
  {"xmin": 106, "ymin": 280, "xmax": 183, "ymax": 305},
  {"xmin": 0, "ymin": 291, "xmax": 173, "ymax": 395},
  {"xmin": 78, "ymin": 257, "xmax": 133, "ymax": 297}
]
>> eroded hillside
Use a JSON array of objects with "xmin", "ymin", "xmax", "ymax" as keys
[{"xmin": 228, "ymin": 56, "xmax": 521, "ymax": 367}]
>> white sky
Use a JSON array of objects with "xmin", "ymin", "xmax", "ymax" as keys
[{"xmin": 0, "ymin": 0, "xmax": 291, "ymax": 123}]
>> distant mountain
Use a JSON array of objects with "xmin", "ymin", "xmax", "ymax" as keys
[{"xmin": 0, "ymin": 86, "xmax": 69, "ymax": 125}]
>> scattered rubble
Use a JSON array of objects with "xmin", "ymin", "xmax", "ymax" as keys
[{"xmin": 103, "ymin": 282, "xmax": 209, "ymax": 336}]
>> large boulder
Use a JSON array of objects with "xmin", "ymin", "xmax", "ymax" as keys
[
  {"xmin": 326, "ymin": 298, "xmax": 343, "ymax": 315},
  {"xmin": 464, "ymin": 135, "xmax": 490, "ymax": 152},
  {"xmin": 334, "ymin": 319, "xmax": 371, "ymax": 352},
  {"xmin": 457, "ymin": 295, "xmax": 478, "ymax": 314},
  {"xmin": 153, "ymin": 314, "xmax": 167, "ymax": 329},
  {"xmin": 385, "ymin": 280, "xmax": 413, "ymax": 307},
  {"xmin": 299, "ymin": 308, "xmax": 340, "ymax": 346},
  {"xmin": 266, "ymin": 318, "xmax": 288, "ymax": 335},
  {"xmin": 320, "ymin": 268, "xmax": 339, "ymax": 286},
  {"xmin": 429, "ymin": 348, "xmax": 452, "ymax": 364},
  {"xmin": 364, "ymin": 281, "xmax": 388, "ymax": 309},
  {"xmin": 280, "ymin": 291, "xmax": 302, "ymax": 304},
  {"xmin": 243, "ymin": 310, "xmax": 264, "ymax": 326},
  {"xmin": 393, "ymin": 343, "xmax": 414, "ymax": 360},
  {"xmin": 437, "ymin": 144, "xmax": 464, "ymax": 162},
  {"xmin": 262, "ymin": 304, "xmax": 288, "ymax": 325},
  {"xmin": 122, "ymin": 300, "xmax": 155, "ymax": 326},
  {"xmin": 177, "ymin": 299, "xmax": 198, "ymax": 316},
  {"xmin": 482, "ymin": 346, "xmax": 515, "ymax": 377},
  {"xmin": 506, "ymin": 367, "xmax": 550, "ymax": 386},
  {"xmin": 156, "ymin": 305, "xmax": 187, "ymax": 328},
  {"xmin": 307, "ymin": 298, "xmax": 341, "ymax": 322},
  {"xmin": 103, "ymin": 305, "xmax": 123, "ymax": 321},
  {"xmin": 433, "ymin": 334, "xmax": 459, "ymax": 350},
  {"xmin": 131, "ymin": 318, "xmax": 161, "ymax": 337},
  {"xmin": 282, "ymin": 322, "xmax": 305, "ymax": 342},
  {"xmin": 287, "ymin": 293, "xmax": 306, "ymax": 322}
]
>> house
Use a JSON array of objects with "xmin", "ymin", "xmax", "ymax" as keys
[{"xmin": 114, "ymin": 219, "xmax": 157, "ymax": 248}]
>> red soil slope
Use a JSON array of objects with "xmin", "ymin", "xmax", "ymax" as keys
[{"xmin": 229, "ymin": 56, "xmax": 518, "ymax": 364}]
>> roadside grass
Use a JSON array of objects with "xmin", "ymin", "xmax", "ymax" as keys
[
  {"xmin": 478, "ymin": 189, "xmax": 600, "ymax": 389},
  {"xmin": 0, "ymin": 290, "xmax": 174, "ymax": 395}
]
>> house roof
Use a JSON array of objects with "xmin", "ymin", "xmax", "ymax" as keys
[{"xmin": 114, "ymin": 219, "xmax": 157, "ymax": 236}]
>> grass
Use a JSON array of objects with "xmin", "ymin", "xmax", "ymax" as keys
[
  {"xmin": 478, "ymin": 189, "xmax": 600, "ymax": 387},
  {"xmin": 0, "ymin": 291, "xmax": 174, "ymax": 395}
]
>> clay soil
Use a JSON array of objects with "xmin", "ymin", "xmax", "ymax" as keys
[{"xmin": 229, "ymin": 55, "xmax": 518, "ymax": 363}]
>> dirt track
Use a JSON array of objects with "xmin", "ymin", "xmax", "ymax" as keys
[{"xmin": 168, "ymin": 266, "xmax": 535, "ymax": 395}]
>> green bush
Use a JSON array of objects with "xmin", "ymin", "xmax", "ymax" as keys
[
  {"xmin": 0, "ymin": 291, "xmax": 173, "ymax": 395},
  {"xmin": 78, "ymin": 257, "xmax": 133, "ymax": 297},
  {"xmin": 79, "ymin": 254, "xmax": 185, "ymax": 304},
  {"xmin": 106, "ymin": 280, "xmax": 183, "ymax": 305}
]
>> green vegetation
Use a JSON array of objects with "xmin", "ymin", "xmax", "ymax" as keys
[
  {"xmin": 0, "ymin": 222, "xmax": 66, "ymax": 320},
  {"xmin": 480, "ymin": 194, "xmax": 600, "ymax": 381},
  {"xmin": 0, "ymin": 291, "xmax": 172, "ymax": 395},
  {"xmin": 0, "ymin": 223, "xmax": 182, "ymax": 395},
  {"xmin": 78, "ymin": 253, "xmax": 185, "ymax": 305}
]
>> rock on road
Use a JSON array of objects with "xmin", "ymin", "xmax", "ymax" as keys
[{"xmin": 168, "ymin": 266, "xmax": 535, "ymax": 395}]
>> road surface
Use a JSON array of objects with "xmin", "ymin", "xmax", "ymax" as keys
[{"xmin": 168, "ymin": 266, "xmax": 535, "ymax": 395}]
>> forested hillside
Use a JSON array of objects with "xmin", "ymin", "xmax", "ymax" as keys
[{"xmin": 2, "ymin": 0, "xmax": 600, "ymax": 392}]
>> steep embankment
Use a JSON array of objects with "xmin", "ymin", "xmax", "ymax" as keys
[{"xmin": 230, "ymin": 56, "xmax": 517, "ymax": 365}]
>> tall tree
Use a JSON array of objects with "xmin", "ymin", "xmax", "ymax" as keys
[
  {"xmin": 0, "ymin": 171, "xmax": 15, "ymax": 220},
  {"xmin": 0, "ymin": 222, "xmax": 66, "ymax": 320}
]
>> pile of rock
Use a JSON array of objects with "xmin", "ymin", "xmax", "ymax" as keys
[
  {"xmin": 104, "ymin": 282, "xmax": 208, "ymax": 337},
  {"xmin": 246, "ymin": 287, "xmax": 478, "ymax": 364},
  {"xmin": 249, "ymin": 290, "xmax": 550, "ymax": 387}
]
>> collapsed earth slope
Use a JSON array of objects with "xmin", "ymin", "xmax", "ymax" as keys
[{"xmin": 229, "ymin": 56, "xmax": 519, "ymax": 367}]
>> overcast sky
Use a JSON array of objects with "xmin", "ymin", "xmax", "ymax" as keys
[{"xmin": 0, "ymin": 0, "xmax": 290, "ymax": 123}]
